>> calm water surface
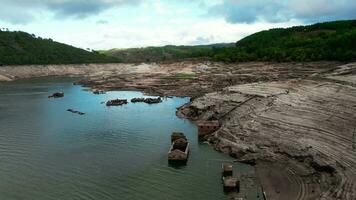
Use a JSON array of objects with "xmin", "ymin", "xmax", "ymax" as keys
[{"xmin": 0, "ymin": 78, "xmax": 260, "ymax": 200}]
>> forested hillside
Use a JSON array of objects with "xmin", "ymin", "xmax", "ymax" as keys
[
  {"xmin": 212, "ymin": 20, "xmax": 356, "ymax": 62},
  {"xmin": 0, "ymin": 30, "xmax": 119, "ymax": 65}
]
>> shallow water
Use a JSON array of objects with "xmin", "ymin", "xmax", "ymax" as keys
[{"xmin": 0, "ymin": 78, "xmax": 261, "ymax": 200}]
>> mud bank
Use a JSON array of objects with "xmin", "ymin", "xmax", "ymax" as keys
[
  {"xmin": 0, "ymin": 63, "xmax": 133, "ymax": 81},
  {"xmin": 178, "ymin": 63, "xmax": 356, "ymax": 200}
]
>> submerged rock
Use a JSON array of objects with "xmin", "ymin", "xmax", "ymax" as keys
[
  {"xmin": 130, "ymin": 97, "xmax": 162, "ymax": 104},
  {"xmin": 48, "ymin": 92, "xmax": 64, "ymax": 98},
  {"xmin": 106, "ymin": 99, "xmax": 128, "ymax": 106},
  {"xmin": 67, "ymin": 109, "xmax": 85, "ymax": 115},
  {"xmin": 144, "ymin": 97, "xmax": 162, "ymax": 104},
  {"xmin": 93, "ymin": 90, "xmax": 106, "ymax": 95},
  {"xmin": 131, "ymin": 98, "xmax": 145, "ymax": 103}
]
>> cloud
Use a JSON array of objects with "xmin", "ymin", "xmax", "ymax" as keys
[
  {"xmin": 0, "ymin": 0, "xmax": 42, "ymax": 24},
  {"xmin": 209, "ymin": 0, "xmax": 356, "ymax": 24},
  {"xmin": 47, "ymin": 0, "xmax": 141, "ymax": 19},
  {"xmin": 0, "ymin": 0, "xmax": 142, "ymax": 24},
  {"xmin": 0, "ymin": 6, "xmax": 35, "ymax": 24}
]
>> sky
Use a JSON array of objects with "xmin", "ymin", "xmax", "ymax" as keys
[{"xmin": 0, "ymin": 0, "xmax": 355, "ymax": 50}]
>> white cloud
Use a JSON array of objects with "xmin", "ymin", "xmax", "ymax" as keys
[{"xmin": 209, "ymin": 0, "xmax": 356, "ymax": 23}]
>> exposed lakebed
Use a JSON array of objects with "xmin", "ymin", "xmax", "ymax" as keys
[{"xmin": 0, "ymin": 78, "xmax": 261, "ymax": 200}]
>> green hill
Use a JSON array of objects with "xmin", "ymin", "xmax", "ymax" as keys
[
  {"xmin": 101, "ymin": 43, "xmax": 234, "ymax": 63},
  {"xmin": 212, "ymin": 20, "xmax": 356, "ymax": 62},
  {"xmin": 0, "ymin": 30, "xmax": 120, "ymax": 65}
]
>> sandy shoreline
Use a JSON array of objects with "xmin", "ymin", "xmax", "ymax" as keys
[{"xmin": 1, "ymin": 61, "xmax": 356, "ymax": 199}]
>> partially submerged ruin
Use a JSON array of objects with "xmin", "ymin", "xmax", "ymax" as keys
[
  {"xmin": 168, "ymin": 132, "xmax": 189, "ymax": 163},
  {"xmin": 197, "ymin": 120, "xmax": 220, "ymax": 140},
  {"xmin": 222, "ymin": 163, "xmax": 240, "ymax": 192}
]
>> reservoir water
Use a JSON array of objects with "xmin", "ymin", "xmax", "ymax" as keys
[{"xmin": 0, "ymin": 78, "xmax": 261, "ymax": 200}]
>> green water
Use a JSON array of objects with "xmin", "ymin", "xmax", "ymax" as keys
[{"xmin": 0, "ymin": 78, "xmax": 261, "ymax": 200}]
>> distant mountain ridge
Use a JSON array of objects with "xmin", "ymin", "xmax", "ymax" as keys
[
  {"xmin": 101, "ymin": 43, "xmax": 235, "ymax": 63},
  {"xmin": 0, "ymin": 31, "xmax": 119, "ymax": 65}
]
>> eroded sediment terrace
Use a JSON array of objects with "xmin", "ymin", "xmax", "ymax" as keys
[{"xmin": 178, "ymin": 63, "xmax": 356, "ymax": 200}]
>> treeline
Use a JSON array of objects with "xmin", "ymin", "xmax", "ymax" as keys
[{"xmin": 0, "ymin": 31, "xmax": 119, "ymax": 65}]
